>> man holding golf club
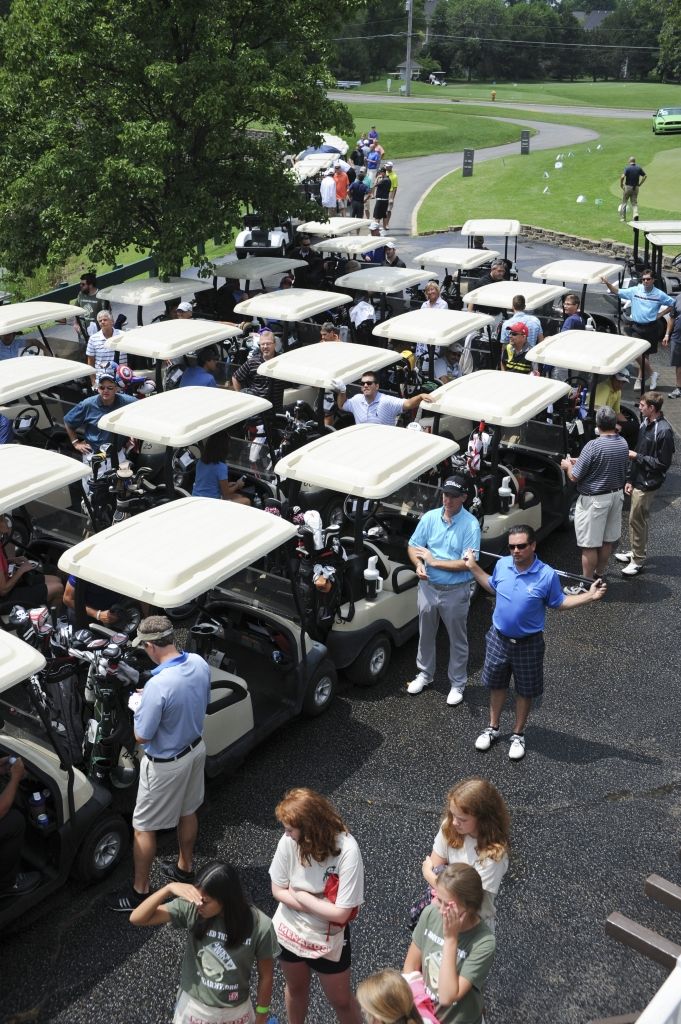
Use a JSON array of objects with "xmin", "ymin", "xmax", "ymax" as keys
[{"xmin": 464, "ymin": 525, "xmax": 606, "ymax": 761}]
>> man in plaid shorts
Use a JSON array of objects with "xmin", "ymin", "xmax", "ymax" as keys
[{"xmin": 464, "ymin": 525, "xmax": 606, "ymax": 760}]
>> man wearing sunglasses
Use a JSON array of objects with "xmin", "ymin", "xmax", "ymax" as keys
[
  {"xmin": 334, "ymin": 372, "xmax": 431, "ymax": 424},
  {"xmin": 601, "ymin": 270, "xmax": 674, "ymax": 391},
  {"xmin": 464, "ymin": 526, "xmax": 606, "ymax": 761}
]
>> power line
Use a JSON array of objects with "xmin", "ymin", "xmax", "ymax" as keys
[{"xmin": 332, "ymin": 31, "xmax": 659, "ymax": 51}]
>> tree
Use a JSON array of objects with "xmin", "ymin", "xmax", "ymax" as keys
[
  {"xmin": 657, "ymin": 0, "xmax": 681, "ymax": 81},
  {"xmin": 330, "ymin": 0, "xmax": 426, "ymax": 82},
  {"xmin": 0, "ymin": 0, "xmax": 360, "ymax": 277}
]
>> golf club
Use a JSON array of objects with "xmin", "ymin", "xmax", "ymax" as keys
[{"xmin": 475, "ymin": 549, "xmax": 603, "ymax": 590}]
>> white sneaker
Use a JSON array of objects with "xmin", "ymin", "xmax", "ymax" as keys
[
  {"xmin": 446, "ymin": 687, "xmax": 464, "ymax": 706},
  {"xmin": 633, "ymin": 378, "xmax": 641, "ymax": 391},
  {"xmin": 614, "ymin": 550, "xmax": 633, "ymax": 564},
  {"xmin": 650, "ymin": 372, "xmax": 659, "ymax": 389},
  {"xmin": 509, "ymin": 734, "xmax": 526, "ymax": 760},
  {"xmin": 475, "ymin": 726, "xmax": 500, "ymax": 751},
  {"xmin": 621, "ymin": 561, "xmax": 643, "ymax": 576},
  {"xmin": 669, "ymin": 388, "xmax": 681, "ymax": 398},
  {"xmin": 407, "ymin": 673, "xmax": 431, "ymax": 695}
]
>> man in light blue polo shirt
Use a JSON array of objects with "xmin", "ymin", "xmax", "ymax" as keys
[
  {"xmin": 406, "ymin": 476, "xmax": 481, "ymax": 707},
  {"xmin": 335, "ymin": 370, "xmax": 431, "ymax": 424},
  {"xmin": 601, "ymin": 269, "xmax": 674, "ymax": 390},
  {"xmin": 464, "ymin": 525, "xmax": 605, "ymax": 760},
  {"xmin": 108, "ymin": 615, "xmax": 211, "ymax": 913}
]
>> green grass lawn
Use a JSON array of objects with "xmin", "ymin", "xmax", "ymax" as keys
[
  {"xmin": 357, "ymin": 79, "xmax": 681, "ymax": 110},
  {"xmin": 417, "ymin": 110, "xmax": 681, "ymax": 247},
  {"xmin": 346, "ymin": 102, "xmax": 529, "ymax": 158}
]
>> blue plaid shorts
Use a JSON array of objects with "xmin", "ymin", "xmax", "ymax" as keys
[{"xmin": 481, "ymin": 626, "xmax": 545, "ymax": 699}]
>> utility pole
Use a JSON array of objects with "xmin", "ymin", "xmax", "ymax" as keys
[{"xmin": 405, "ymin": 0, "xmax": 413, "ymax": 97}]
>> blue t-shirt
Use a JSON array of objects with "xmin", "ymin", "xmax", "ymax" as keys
[
  {"xmin": 490, "ymin": 556, "xmax": 564, "ymax": 636},
  {"xmin": 409, "ymin": 506, "xmax": 480, "ymax": 585},
  {"xmin": 561, "ymin": 313, "xmax": 585, "ymax": 332},
  {"xmin": 619, "ymin": 285, "xmax": 674, "ymax": 324},
  {"xmin": 134, "ymin": 652, "xmax": 211, "ymax": 758},
  {"xmin": 180, "ymin": 365, "xmax": 217, "ymax": 388},
  {"xmin": 192, "ymin": 459, "xmax": 228, "ymax": 499},
  {"xmin": 63, "ymin": 393, "xmax": 136, "ymax": 447},
  {"xmin": 0, "ymin": 337, "xmax": 27, "ymax": 360},
  {"xmin": 0, "ymin": 415, "xmax": 13, "ymax": 444}
]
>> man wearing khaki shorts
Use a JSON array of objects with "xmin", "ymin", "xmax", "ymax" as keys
[
  {"xmin": 108, "ymin": 616, "xmax": 211, "ymax": 912},
  {"xmin": 560, "ymin": 406, "xmax": 629, "ymax": 590}
]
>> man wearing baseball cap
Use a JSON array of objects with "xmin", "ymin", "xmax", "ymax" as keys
[
  {"xmin": 108, "ymin": 616, "xmax": 211, "ymax": 912},
  {"xmin": 64, "ymin": 369, "xmax": 136, "ymax": 457},
  {"xmin": 406, "ymin": 476, "xmax": 481, "ymax": 706},
  {"xmin": 175, "ymin": 301, "xmax": 193, "ymax": 320},
  {"xmin": 500, "ymin": 322, "xmax": 535, "ymax": 374}
]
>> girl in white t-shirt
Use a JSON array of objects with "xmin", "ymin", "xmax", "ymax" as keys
[
  {"xmin": 269, "ymin": 787, "xmax": 364, "ymax": 1024},
  {"xmin": 421, "ymin": 778, "xmax": 510, "ymax": 931}
]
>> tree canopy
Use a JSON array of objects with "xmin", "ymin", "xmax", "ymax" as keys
[{"xmin": 0, "ymin": 0, "xmax": 359, "ymax": 277}]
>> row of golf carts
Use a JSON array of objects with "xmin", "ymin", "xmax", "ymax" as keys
[{"xmin": 0, "ymin": 240, "xmax": 651, "ymax": 928}]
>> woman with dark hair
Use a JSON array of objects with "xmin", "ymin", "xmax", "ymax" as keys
[
  {"xmin": 192, "ymin": 431, "xmax": 250, "ymax": 505},
  {"xmin": 269, "ymin": 787, "xmax": 364, "ymax": 1024},
  {"xmin": 131, "ymin": 860, "xmax": 279, "ymax": 1024}
]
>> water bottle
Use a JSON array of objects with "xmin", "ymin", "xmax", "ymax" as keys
[
  {"xmin": 28, "ymin": 791, "xmax": 46, "ymax": 822},
  {"xmin": 363, "ymin": 556, "xmax": 383, "ymax": 601},
  {"xmin": 36, "ymin": 813, "xmax": 51, "ymax": 830}
]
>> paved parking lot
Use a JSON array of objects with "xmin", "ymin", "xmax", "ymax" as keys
[{"xmin": 3, "ymin": 237, "xmax": 680, "ymax": 1024}]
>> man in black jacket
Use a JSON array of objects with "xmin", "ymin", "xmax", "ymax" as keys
[{"xmin": 616, "ymin": 392, "xmax": 675, "ymax": 577}]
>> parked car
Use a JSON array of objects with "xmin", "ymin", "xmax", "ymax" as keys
[{"xmin": 652, "ymin": 106, "xmax": 681, "ymax": 135}]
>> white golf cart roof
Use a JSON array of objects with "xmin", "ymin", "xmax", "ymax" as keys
[
  {"xmin": 256, "ymin": 341, "xmax": 399, "ymax": 388},
  {"xmin": 96, "ymin": 278, "xmax": 197, "ymax": 306},
  {"xmin": 427, "ymin": 370, "xmax": 570, "ymax": 427},
  {"xmin": 297, "ymin": 218, "xmax": 370, "ymax": 237},
  {"xmin": 275, "ymin": 423, "xmax": 458, "ymax": 499},
  {"xmin": 0, "ymin": 356, "xmax": 90, "ymax": 404},
  {"xmin": 207, "ymin": 256, "xmax": 307, "ymax": 280},
  {"xmin": 532, "ymin": 259, "xmax": 622, "ymax": 284},
  {"xmin": 0, "ymin": 301, "xmax": 84, "ymax": 333},
  {"xmin": 460, "ymin": 219, "xmax": 521, "ymax": 238},
  {"xmin": 0, "ymin": 631, "xmax": 46, "ymax": 695},
  {"xmin": 531, "ymin": 331, "xmax": 650, "ymax": 375},
  {"xmin": 334, "ymin": 267, "xmax": 429, "ymax": 293},
  {"xmin": 372, "ymin": 308, "xmax": 494, "ymax": 346},
  {"xmin": 413, "ymin": 247, "xmax": 501, "ymax": 272},
  {"xmin": 626, "ymin": 220, "xmax": 681, "ymax": 233},
  {"xmin": 234, "ymin": 287, "xmax": 351, "ymax": 322},
  {"xmin": 0, "ymin": 445, "xmax": 90, "ymax": 514},
  {"xmin": 291, "ymin": 154, "xmax": 335, "ymax": 182},
  {"xmin": 645, "ymin": 232, "xmax": 681, "ymax": 247},
  {"xmin": 58, "ymin": 498, "xmax": 298, "ymax": 606},
  {"xmin": 310, "ymin": 236, "xmax": 396, "ymax": 256},
  {"xmin": 111, "ymin": 319, "xmax": 242, "ymax": 360},
  {"xmin": 98, "ymin": 388, "xmax": 271, "ymax": 447},
  {"xmin": 465, "ymin": 281, "xmax": 567, "ymax": 311}
]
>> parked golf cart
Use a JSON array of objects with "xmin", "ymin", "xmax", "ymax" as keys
[
  {"xmin": 234, "ymin": 213, "xmax": 296, "ymax": 260},
  {"xmin": 233, "ymin": 285, "xmax": 353, "ymax": 352},
  {"xmin": 460, "ymin": 218, "xmax": 521, "ymax": 278},
  {"xmin": 310, "ymin": 234, "xmax": 397, "ymax": 265},
  {"xmin": 464, "ymin": 280, "xmax": 568, "ymax": 366},
  {"xmin": 196, "ymin": 255, "xmax": 308, "ymax": 295},
  {"xmin": 296, "ymin": 218, "xmax": 371, "ymax": 238},
  {"xmin": 427, "ymin": 370, "xmax": 572, "ymax": 553},
  {"xmin": 628, "ymin": 219, "xmax": 681, "ymax": 277},
  {"xmin": 334, "ymin": 266, "xmax": 433, "ymax": 324},
  {"xmin": 532, "ymin": 258, "xmax": 623, "ymax": 333},
  {"xmin": 1, "ymin": 355, "xmax": 92, "ymax": 453},
  {"xmin": 0, "ymin": 300, "xmax": 89, "ymax": 357},
  {"xmin": 272, "ymin": 423, "xmax": 458, "ymax": 684},
  {"xmin": 58, "ymin": 498, "xmax": 337, "ymax": 773},
  {"xmin": 0, "ymin": 633, "xmax": 130, "ymax": 930},
  {"xmin": 638, "ymin": 232, "xmax": 681, "ymax": 294},
  {"xmin": 413, "ymin": 247, "xmax": 502, "ymax": 306},
  {"xmin": 96, "ymin": 277, "xmax": 198, "ymax": 327}
]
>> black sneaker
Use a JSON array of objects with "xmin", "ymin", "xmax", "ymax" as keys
[
  {"xmin": 0, "ymin": 871, "xmax": 42, "ymax": 898},
  {"xmin": 107, "ymin": 886, "xmax": 148, "ymax": 912},
  {"xmin": 158, "ymin": 860, "xmax": 195, "ymax": 883}
]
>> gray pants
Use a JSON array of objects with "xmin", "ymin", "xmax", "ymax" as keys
[{"xmin": 416, "ymin": 580, "xmax": 471, "ymax": 690}]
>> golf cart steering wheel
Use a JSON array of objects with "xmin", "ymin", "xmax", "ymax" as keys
[
  {"xmin": 12, "ymin": 407, "xmax": 39, "ymax": 437},
  {"xmin": 566, "ymin": 375, "xmax": 589, "ymax": 395},
  {"xmin": 343, "ymin": 495, "xmax": 380, "ymax": 524},
  {"xmin": 20, "ymin": 343, "xmax": 43, "ymax": 358}
]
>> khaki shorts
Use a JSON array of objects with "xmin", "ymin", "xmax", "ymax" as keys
[
  {"xmin": 574, "ymin": 490, "xmax": 624, "ymax": 548},
  {"xmin": 132, "ymin": 740, "xmax": 206, "ymax": 831}
]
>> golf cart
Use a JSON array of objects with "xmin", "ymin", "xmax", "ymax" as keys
[
  {"xmin": 96, "ymin": 277, "xmax": 199, "ymax": 327},
  {"xmin": 58, "ymin": 498, "xmax": 338, "ymax": 773},
  {"xmin": 427, "ymin": 370, "xmax": 572, "ymax": 553},
  {"xmin": 460, "ymin": 219, "xmax": 521, "ymax": 278},
  {"xmin": 638, "ymin": 232, "xmax": 681, "ymax": 294},
  {"xmin": 296, "ymin": 218, "xmax": 371, "ymax": 238},
  {"xmin": 464, "ymin": 280, "xmax": 568, "ymax": 366},
  {"xmin": 413, "ymin": 247, "xmax": 502, "ymax": 306},
  {"xmin": 0, "ymin": 300, "xmax": 89, "ymax": 357},
  {"xmin": 234, "ymin": 213, "xmax": 296, "ymax": 260},
  {"xmin": 233, "ymin": 285, "xmax": 353, "ymax": 352},
  {"xmin": 1, "ymin": 355, "xmax": 92, "ymax": 453},
  {"xmin": 0, "ymin": 631, "xmax": 130, "ymax": 930},
  {"xmin": 273, "ymin": 423, "xmax": 459, "ymax": 683},
  {"xmin": 310, "ymin": 235, "xmax": 396, "ymax": 261},
  {"xmin": 628, "ymin": 219, "xmax": 681, "ymax": 276},
  {"xmin": 532, "ymin": 258, "xmax": 623, "ymax": 333},
  {"xmin": 197, "ymin": 254, "xmax": 308, "ymax": 293},
  {"xmin": 334, "ymin": 266, "xmax": 433, "ymax": 324}
]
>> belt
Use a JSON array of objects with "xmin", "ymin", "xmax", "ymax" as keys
[
  {"xmin": 495, "ymin": 627, "xmax": 543, "ymax": 645},
  {"xmin": 423, "ymin": 579, "xmax": 469, "ymax": 590},
  {"xmin": 580, "ymin": 487, "xmax": 622, "ymax": 496},
  {"xmin": 146, "ymin": 737, "xmax": 202, "ymax": 764}
]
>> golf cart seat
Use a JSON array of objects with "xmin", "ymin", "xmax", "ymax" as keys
[
  {"xmin": 204, "ymin": 671, "xmax": 254, "ymax": 754},
  {"xmin": 207, "ymin": 675, "xmax": 250, "ymax": 712}
]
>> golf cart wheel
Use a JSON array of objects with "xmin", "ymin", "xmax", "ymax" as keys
[
  {"xmin": 109, "ymin": 749, "xmax": 140, "ymax": 790},
  {"xmin": 322, "ymin": 496, "xmax": 345, "ymax": 528},
  {"xmin": 302, "ymin": 660, "xmax": 337, "ymax": 717},
  {"xmin": 346, "ymin": 632, "xmax": 392, "ymax": 687},
  {"xmin": 74, "ymin": 813, "xmax": 129, "ymax": 883}
]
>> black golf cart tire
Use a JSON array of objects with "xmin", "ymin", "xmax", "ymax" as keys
[
  {"xmin": 346, "ymin": 632, "xmax": 392, "ymax": 687},
  {"xmin": 73, "ymin": 813, "xmax": 130, "ymax": 883},
  {"xmin": 322, "ymin": 495, "xmax": 345, "ymax": 528},
  {"xmin": 302, "ymin": 660, "xmax": 337, "ymax": 717}
]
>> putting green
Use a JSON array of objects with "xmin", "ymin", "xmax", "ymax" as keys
[{"xmin": 608, "ymin": 149, "xmax": 681, "ymax": 213}]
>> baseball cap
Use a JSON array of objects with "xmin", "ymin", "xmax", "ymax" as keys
[
  {"xmin": 177, "ymin": 301, "xmax": 192, "ymax": 313},
  {"xmin": 98, "ymin": 368, "xmax": 117, "ymax": 384},
  {"xmin": 508, "ymin": 322, "xmax": 529, "ymax": 337},
  {"xmin": 369, "ymin": 221, "xmax": 380, "ymax": 230},
  {"xmin": 441, "ymin": 476, "xmax": 468, "ymax": 497},
  {"xmin": 385, "ymin": 161, "xmax": 394, "ymax": 168},
  {"xmin": 321, "ymin": 321, "xmax": 337, "ymax": 333},
  {"xmin": 614, "ymin": 369, "xmax": 630, "ymax": 381},
  {"xmin": 324, "ymin": 169, "xmax": 334, "ymax": 176}
]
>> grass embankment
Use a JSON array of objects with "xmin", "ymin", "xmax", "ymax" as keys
[{"xmin": 357, "ymin": 80, "xmax": 681, "ymax": 109}]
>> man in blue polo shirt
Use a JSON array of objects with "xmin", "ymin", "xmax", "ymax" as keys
[
  {"xmin": 179, "ymin": 346, "xmax": 219, "ymax": 388},
  {"xmin": 601, "ymin": 269, "xmax": 674, "ymax": 390},
  {"xmin": 406, "ymin": 476, "xmax": 481, "ymax": 707},
  {"xmin": 464, "ymin": 525, "xmax": 605, "ymax": 760},
  {"xmin": 108, "ymin": 615, "xmax": 211, "ymax": 912}
]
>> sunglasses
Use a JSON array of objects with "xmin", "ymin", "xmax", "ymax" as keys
[
  {"xmin": 641, "ymin": 276, "xmax": 653, "ymax": 282},
  {"xmin": 360, "ymin": 381, "xmax": 377, "ymax": 387},
  {"xmin": 508, "ymin": 542, "xmax": 530, "ymax": 550}
]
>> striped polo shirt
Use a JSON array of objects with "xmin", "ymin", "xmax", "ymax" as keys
[{"xmin": 571, "ymin": 432, "xmax": 629, "ymax": 494}]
